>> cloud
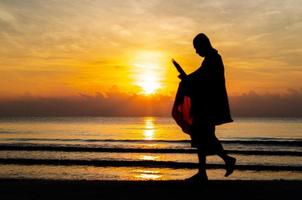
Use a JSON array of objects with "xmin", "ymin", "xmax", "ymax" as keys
[
  {"xmin": 0, "ymin": 88, "xmax": 302, "ymax": 117},
  {"xmin": 0, "ymin": 90, "xmax": 173, "ymax": 117},
  {"xmin": 229, "ymin": 88, "xmax": 302, "ymax": 117}
]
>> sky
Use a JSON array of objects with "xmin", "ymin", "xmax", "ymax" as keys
[{"xmin": 0, "ymin": 0, "xmax": 302, "ymax": 116}]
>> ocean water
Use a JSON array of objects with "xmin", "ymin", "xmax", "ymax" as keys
[{"xmin": 0, "ymin": 117, "xmax": 301, "ymax": 181}]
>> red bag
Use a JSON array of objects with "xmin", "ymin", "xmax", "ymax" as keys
[{"xmin": 172, "ymin": 94, "xmax": 192, "ymax": 135}]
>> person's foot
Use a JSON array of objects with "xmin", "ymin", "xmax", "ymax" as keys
[
  {"xmin": 225, "ymin": 156, "xmax": 236, "ymax": 177},
  {"xmin": 185, "ymin": 172, "xmax": 208, "ymax": 182}
]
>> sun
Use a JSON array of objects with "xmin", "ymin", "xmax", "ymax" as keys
[
  {"xmin": 131, "ymin": 51, "xmax": 165, "ymax": 95},
  {"xmin": 140, "ymin": 75, "xmax": 160, "ymax": 95}
]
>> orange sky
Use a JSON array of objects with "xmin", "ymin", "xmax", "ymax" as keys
[{"xmin": 0, "ymin": 0, "xmax": 302, "ymax": 98}]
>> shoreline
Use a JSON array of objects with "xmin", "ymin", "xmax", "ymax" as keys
[{"xmin": 1, "ymin": 179, "xmax": 301, "ymax": 200}]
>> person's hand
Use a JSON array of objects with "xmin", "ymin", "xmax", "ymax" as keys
[{"xmin": 178, "ymin": 74, "xmax": 186, "ymax": 80}]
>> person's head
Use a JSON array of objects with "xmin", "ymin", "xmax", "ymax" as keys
[{"xmin": 193, "ymin": 33, "xmax": 212, "ymax": 57}]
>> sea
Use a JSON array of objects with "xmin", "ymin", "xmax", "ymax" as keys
[{"xmin": 0, "ymin": 117, "xmax": 301, "ymax": 181}]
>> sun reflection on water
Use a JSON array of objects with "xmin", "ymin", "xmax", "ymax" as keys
[
  {"xmin": 134, "ymin": 169, "xmax": 162, "ymax": 180},
  {"xmin": 140, "ymin": 155, "xmax": 159, "ymax": 161},
  {"xmin": 143, "ymin": 117, "xmax": 155, "ymax": 140}
]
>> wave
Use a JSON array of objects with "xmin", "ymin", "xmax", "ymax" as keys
[
  {"xmin": 1, "ymin": 137, "xmax": 302, "ymax": 146},
  {"xmin": 0, "ymin": 131, "xmax": 18, "ymax": 134},
  {"xmin": 0, "ymin": 158, "xmax": 301, "ymax": 171},
  {"xmin": 0, "ymin": 144, "xmax": 301, "ymax": 156}
]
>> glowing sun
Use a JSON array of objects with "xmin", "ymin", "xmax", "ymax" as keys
[
  {"xmin": 139, "ymin": 74, "xmax": 160, "ymax": 95},
  {"xmin": 132, "ymin": 51, "xmax": 165, "ymax": 95}
]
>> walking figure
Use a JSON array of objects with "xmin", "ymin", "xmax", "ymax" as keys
[{"xmin": 172, "ymin": 33, "xmax": 236, "ymax": 181}]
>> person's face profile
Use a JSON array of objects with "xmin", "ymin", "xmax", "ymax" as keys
[{"xmin": 194, "ymin": 44, "xmax": 205, "ymax": 57}]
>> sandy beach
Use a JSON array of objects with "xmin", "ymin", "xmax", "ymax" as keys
[{"xmin": 1, "ymin": 179, "xmax": 301, "ymax": 200}]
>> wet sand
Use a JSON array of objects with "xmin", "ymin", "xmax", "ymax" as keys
[{"xmin": 0, "ymin": 179, "xmax": 301, "ymax": 200}]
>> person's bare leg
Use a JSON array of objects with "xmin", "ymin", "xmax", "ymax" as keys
[
  {"xmin": 217, "ymin": 150, "xmax": 236, "ymax": 177},
  {"xmin": 186, "ymin": 148, "xmax": 208, "ymax": 181},
  {"xmin": 197, "ymin": 150, "xmax": 208, "ymax": 180}
]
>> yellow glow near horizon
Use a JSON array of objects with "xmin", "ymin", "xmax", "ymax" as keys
[
  {"xmin": 138, "ymin": 70, "xmax": 161, "ymax": 95},
  {"xmin": 132, "ymin": 51, "xmax": 165, "ymax": 95}
]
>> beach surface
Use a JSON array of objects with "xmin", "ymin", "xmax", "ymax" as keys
[{"xmin": 1, "ymin": 179, "xmax": 301, "ymax": 200}]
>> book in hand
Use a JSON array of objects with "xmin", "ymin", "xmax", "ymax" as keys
[{"xmin": 172, "ymin": 59, "xmax": 187, "ymax": 80}]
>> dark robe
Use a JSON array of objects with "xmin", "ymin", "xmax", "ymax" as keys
[{"xmin": 172, "ymin": 48, "xmax": 233, "ymax": 153}]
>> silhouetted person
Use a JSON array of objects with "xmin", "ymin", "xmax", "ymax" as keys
[{"xmin": 172, "ymin": 33, "xmax": 236, "ymax": 181}]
